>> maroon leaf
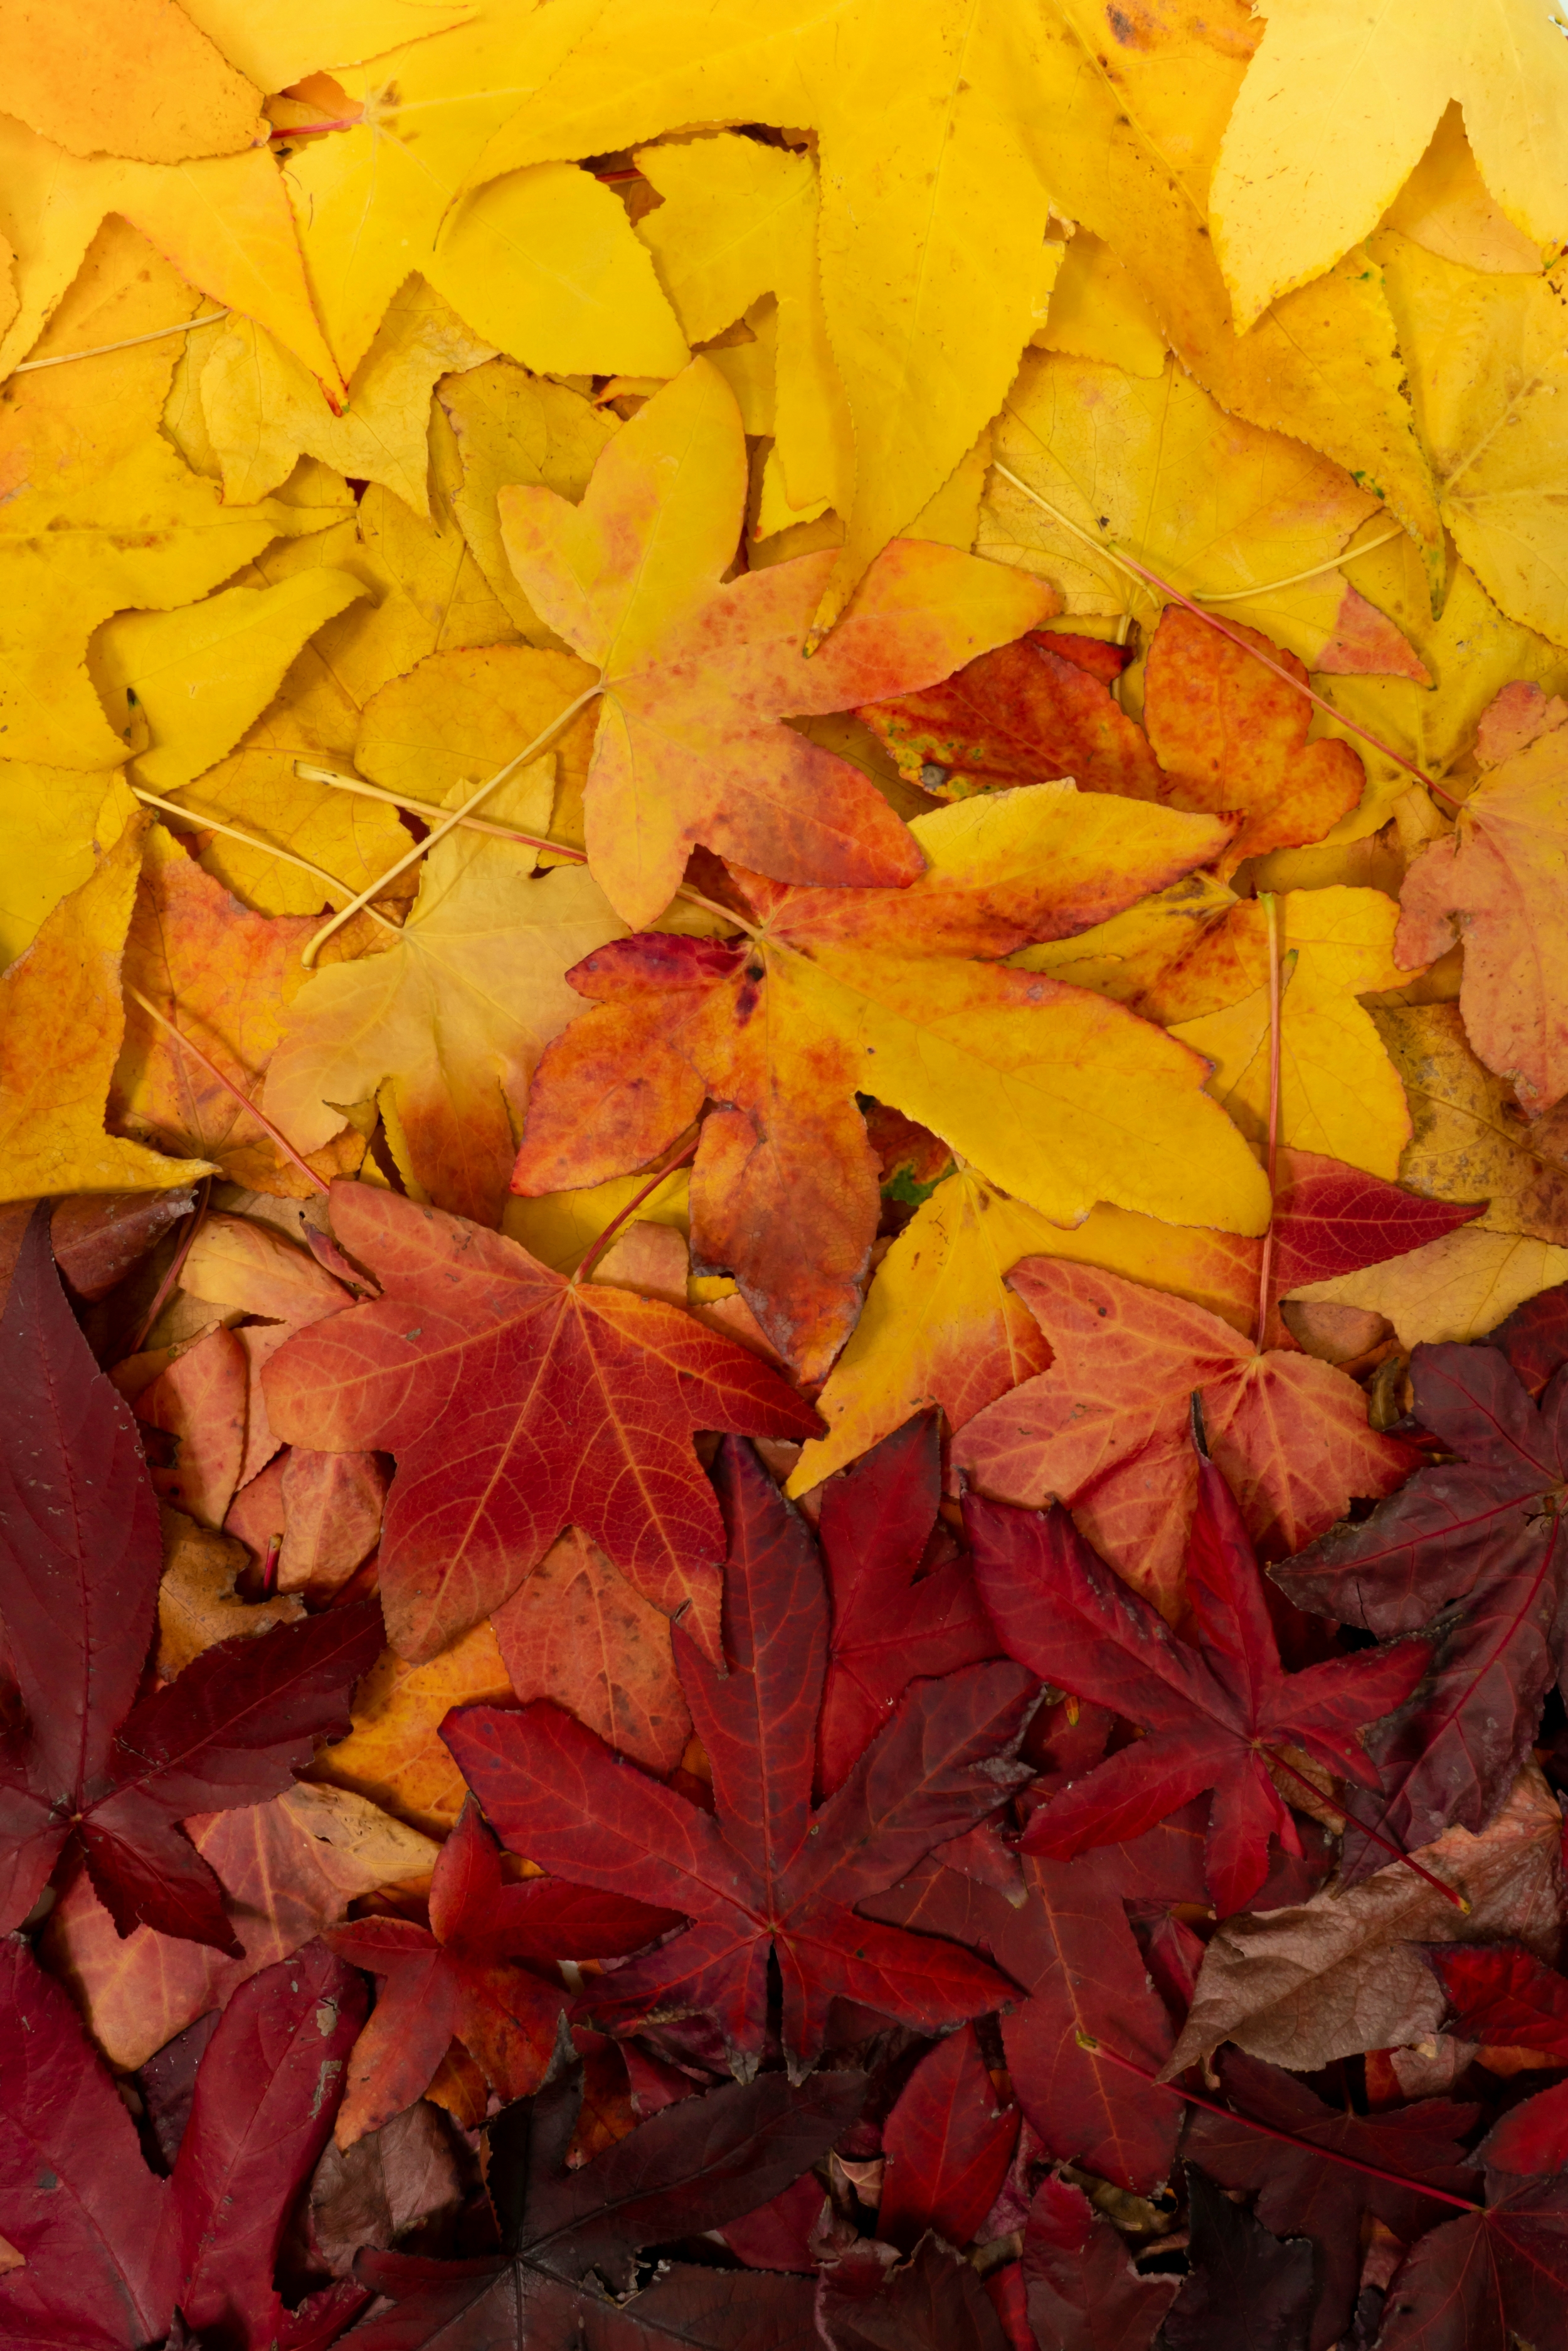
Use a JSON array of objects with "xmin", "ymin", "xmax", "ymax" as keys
[
  {"xmin": 1020, "ymin": 2173, "xmax": 1177, "ymax": 2351},
  {"xmin": 443, "ymin": 1440, "xmax": 1034, "ymax": 2078},
  {"xmin": 165, "ymin": 1940, "xmax": 369, "ymax": 2348},
  {"xmin": 1163, "ymin": 2166, "xmax": 1316, "ymax": 2351},
  {"xmin": 1482, "ymin": 1276, "xmax": 1568, "ymax": 1398},
  {"xmin": 1182, "ymin": 2051, "xmax": 1477, "ymax": 2351},
  {"xmin": 327, "ymin": 1796, "xmax": 681, "ymax": 2141},
  {"xmin": 0, "ymin": 1933, "xmax": 174, "ymax": 2348},
  {"xmin": 815, "ymin": 1411, "xmax": 997, "ymax": 1798},
  {"xmin": 965, "ymin": 1456, "xmax": 1429, "ymax": 1915},
  {"xmin": 1264, "ymin": 1155, "xmax": 1484, "ymax": 1294},
  {"xmin": 344, "ymin": 2061, "xmax": 861, "ymax": 2348},
  {"xmin": 818, "ymin": 2234, "xmax": 1010, "ymax": 2351},
  {"xmin": 1274, "ymin": 1342, "xmax": 1567, "ymax": 1864},
  {"xmin": 862, "ymin": 1810, "xmax": 1209, "ymax": 2194},
  {"xmin": 0, "ymin": 1208, "xmax": 381, "ymax": 1952},
  {"xmin": 1425, "ymin": 1941, "xmax": 1568, "ymax": 2057},
  {"xmin": 876, "ymin": 2024, "xmax": 1019, "ymax": 2253}
]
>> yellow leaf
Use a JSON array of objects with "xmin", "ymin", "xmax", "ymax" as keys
[
  {"xmin": 439, "ymin": 360, "xmax": 619, "ymax": 645},
  {"xmin": 156, "ymin": 1505, "xmax": 304, "ymax": 1679},
  {"xmin": 502, "ymin": 1166, "xmax": 691, "ymax": 1275},
  {"xmin": 0, "ymin": 815, "xmax": 213, "ymax": 1199},
  {"xmin": 93, "ymin": 570, "xmax": 368, "ymax": 793},
  {"xmin": 1382, "ymin": 102, "xmax": 1548, "ymax": 275},
  {"xmin": 353, "ymin": 645, "xmax": 599, "ymax": 839},
  {"xmin": 1372, "ymin": 1001, "xmax": 1568, "ymax": 1243},
  {"xmin": 635, "ymin": 132, "xmax": 855, "ymax": 524},
  {"xmin": 264, "ymin": 763, "xmax": 624, "ymax": 1225},
  {"xmin": 0, "ymin": 0, "xmax": 264, "ymax": 164},
  {"xmin": 1211, "ymin": 0, "xmax": 1568, "ymax": 330},
  {"xmin": 1290, "ymin": 1228, "xmax": 1568, "ymax": 1349},
  {"xmin": 1032, "ymin": 230, "xmax": 1168, "ymax": 378},
  {"xmin": 314, "ymin": 1620, "xmax": 516, "ymax": 1837},
  {"xmin": 982, "ymin": 349, "xmax": 1387, "ymax": 673},
  {"xmin": 283, "ymin": 8, "xmax": 687, "ymax": 381},
  {"xmin": 1372, "ymin": 231, "xmax": 1568, "ymax": 650},
  {"xmin": 0, "ymin": 768, "xmax": 139, "ymax": 967},
  {"xmin": 177, "ymin": 0, "xmax": 469, "ymax": 93},
  {"xmin": 0, "ymin": 112, "xmax": 338, "ymax": 385},
  {"xmin": 1152, "ymin": 888, "xmax": 1416, "ymax": 1179},
  {"xmin": 196, "ymin": 278, "xmax": 496, "ymax": 511}
]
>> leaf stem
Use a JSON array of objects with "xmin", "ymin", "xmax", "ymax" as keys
[
  {"xmin": 133, "ymin": 787, "xmax": 401, "ymax": 933},
  {"xmin": 1259, "ymin": 1744, "xmax": 1468, "ymax": 1912},
  {"xmin": 1192, "ymin": 525, "xmax": 1407, "ymax": 603},
  {"xmin": 571, "ymin": 1129, "xmax": 702, "ymax": 1288},
  {"xmin": 11, "ymin": 312, "xmax": 228, "ymax": 374},
  {"xmin": 1077, "ymin": 2035, "xmax": 1481, "ymax": 2212},
  {"xmin": 301, "ymin": 686, "xmax": 605, "ymax": 966},
  {"xmin": 123, "ymin": 985, "xmax": 326, "ymax": 1191},
  {"xmin": 989, "ymin": 462, "xmax": 1459, "ymax": 805},
  {"xmin": 1254, "ymin": 891, "xmax": 1283, "ymax": 1347}
]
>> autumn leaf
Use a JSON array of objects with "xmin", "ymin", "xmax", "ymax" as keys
[
  {"xmin": 443, "ymin": 1438, "xmax": 1035, "ymax": 2078},
  {"xmin": 1372, "ymin": 1001, "xmax": 1568, "ymax": 1247},
  {"xmin": 311, "ymin": 1621, "xmax": 516, "ymax": 1839},
  {"xmin": 1020, "ymin": 2174, "xmax": 1178, "ymax": 2351},
  {"xmin": 874, "ymin": 2022, "xmax": 1019, "ymax": 2253},
  {"xmin": 513, "ymin": 783, "xmax": 1267, "ymax": 1381},
  {"xmin": 1211, "ymin": 0, "xmax": 1568, "ymax": 329},
  {"xmin": 965, "ymin": 1457, "xmax": 1429, "ymax": 1914},
  {"xmin": 262, "ymin": 1182, "xmax": 819, "ymax": 1663},
  {"xmin": 1, "ymin": 0, "xmax": 264, "ymax": 164},
  {"xmin": 326, "ymin": 1796, "xmax": 681, "ymax": 2145}
]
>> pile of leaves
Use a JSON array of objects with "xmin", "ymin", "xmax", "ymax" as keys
[{"xmin": 6, "ymin": 0, "xmax": 1568, "ymax": 2343}]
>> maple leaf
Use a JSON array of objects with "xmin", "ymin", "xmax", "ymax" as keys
[
  {"xmin": 0, "ymin": 1206, "xmax": 383, "ymax": 1950},
  {"xmin": 263, "ymin": 765, "xmax": 623, "ymax": 1226},
  {"xmin": 1274, "ymin": 1338, "xmax": 1568, "ymax": 1862},
  {"xmin": 813, "ymin": 1409, "xmax": 997, "ymax": 1798},
  {"xmin": 342, "ymin": 2059, "xmax": 862, "ymax": 2350},
  {"xmin": 443, "ymin": 1438, "xmax": 1035, "ymax": 2078},
  {"xmin": 513, "ymin": 783, "xmax": 1266, "ymax": 1381},
  {"xmin": 1020, "ymin": 2173, "xmax": 1177, "ymax": 2351},
  {"xmin": 964, "ymin": 1453, "xmax": 1431, "ymax": 1915},
  {"xmin": 1399, "ymin": 690, "xmax": 1568, "ymax": 1115},
  {"xmin": 865, "ymin": 1807, "xmax": 1206, "ymax": 2193},
  {"xmin": 876, "ymin": 2022, "xmax": 1020, "ymax": 2254},
  {"xmin": 492, "ymin": 358, "xmax": 1059, "ymax": 925},
  {"xmin": 262, "ymin": 1182, "xmax": 818, "ymax": 1663},
  {"xmin": 327, "ymin": 1796, "xmax": 682, "ymax": 2147},
  {"xmin": 0, "ymin": 1934, "xmax": 366, "ymax": 2351},
  {"xmin": 1210, "ymin": 0, "xmax": 1568, "ymax": 330},
  {"xmin": 1184, "ymin": 2050, "xmax": 1478, "ymax": 2351},
  {"xmin": 1168, "ymin": 1764, "xmax": 1567, "ymax": 2078}
]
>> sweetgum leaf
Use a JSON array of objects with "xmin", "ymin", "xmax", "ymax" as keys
[
  {"xmin": 0, "ymin": 1206, "xmax": 381, "ymax": 1951},
  {"xmin": 443, "ymin": 1439, "xmax": 1035, "ymax": 2079}
]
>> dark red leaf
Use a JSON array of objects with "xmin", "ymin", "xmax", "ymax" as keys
[
  {"xmin": 815, "ymin": 1411, "xmax": 997, "ymax": 1797},
  {"xmin": 966, "ymin": 1460, "xmax": 1429, "ymax": 1914},
  {"xmin": 818, "ymin": 2234, "xmax": 1009, "ymax": 2351},
  {"xmin": 1162, "ymin": 2167, "xmax": 1316, "ymax": 2351},
  {"xmin": 1020, "ymin": 2173, "xmax": 1177, "ymax": 2351},
  {"xmin": 876, "ymin": 2024, "xmax": 1019, "ymax": 2253},
  {"xmin": 443, "ymin": 1440, "xmax": 1034, "ymax": 2078},
  {"xmin": 1482, "ymin": 1276, "xmax": 1568, "ymax": 1399},
  {"xmin": 1182, "ymin": 2051, "xmax": 1477, "ymax": 2351},
  {"xmin": 344, "ymin": 2061, "xmax": 860, "ymax": 2348},
  {"xmin": 1428, "ymin": 1941, "xmax": 1568, "ymax": 2058},
  {"xmin": 1265, "ymin": 1155, "xmax": 1484, "ymax": 1294}
]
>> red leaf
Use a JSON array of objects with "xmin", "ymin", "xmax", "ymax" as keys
[
  {"xmin": 1266, "ymin": 1154, "xmax": 1484, "ymax": 1293},
  {"xmin": 815, "ymin": 1410, "xmax": 998, "ymax": 1796},
  {"xmin": 1020, "ymin": 2174, "xmax": 1177, "ymax": 2351},
  {"xmin": 966, "ymin": 1458, "xmax": 1430, "ymax": 1914},
  {"xmin": 876, "ymin": 2024, "xmax": 1019, "ymax": 2253},
  {"xmin": 326, "ymin": 1796, "xmax": 681, "ymax": 2142},
  {"xmin": 818, "ymin": 2234, "xmax": 1010, "ymax": 2350},
  {"xmin": 262, "ymin": 1182, "xmax": 818, "ymax": 1664},
  {"xmin": 442, "ymin": 1440, "xmax": 1034, "ymax": 2077},
  {"xmin": 1162, "ymin": 2167, "xmax": 1316, "ymax": 2351},
  {"xmin": 1426, "ymin": 1942, "xmax": 1568, "ymax": 2058},
  {"xmin": 0, "ymin": 1207, "xmax": 379, "ymax": 1953}
]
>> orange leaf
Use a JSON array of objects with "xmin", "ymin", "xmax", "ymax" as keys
[{"xmin": 490, "ymin": 1526, "xmax": 693, "ymax": 1777}]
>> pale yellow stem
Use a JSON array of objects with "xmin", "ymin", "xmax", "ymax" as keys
[
  {"xmin": 132, "ymin": 786, "xmax": 400, "ymax": 935},
  {"xmin": 13, "ymin": 311, "xmax": 229, "ymax": 375}
]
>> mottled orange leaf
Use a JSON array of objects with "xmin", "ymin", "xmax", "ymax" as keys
[{"xmin": 0, "ymin": 0, "xmax": 264, "ymax": 164}]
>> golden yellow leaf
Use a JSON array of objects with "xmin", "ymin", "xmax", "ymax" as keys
[
  {"xmin": 282, "ymin": 7, "xmax": 686, "ymax": 382},
  {"xmin": 92, "ymin": 570, "xmax": 368, "ymax": 793},
  {"xmin": 1211, "ymin": 0, "xmax": 1568, "ymax": 329},
  {"xmin": 1290, "ymin": 1228, "xmax": 1568, "ymax": 1349},
  {"xmin": 1382, "ymin": 102, "xmax": 1548, "ymax": 275},
  {"xmin": 178, "ymin": 0, "xmax": 468, "ymax": 92},
  {"xmin": 1032, "ymin": 230, "xmax": 1168, "ymax": 378},
  {"xmin": 1372, "ymin": 1002, "xmax": 1568, "ymax": 1243},
  {"xmin": 196, "ymin": 277, "xmax": 496, "ymax": 511},
  {"xmin": 353, "ymin": 645, "xmax": 598, "ymax": 839},
  {"xmin": 0, "ymin": 768, "xmax": 138, "ymax": 968},
  {"xmin": 0, "ymin": 0, "xmax": 264, "ymax": 164},
  {"xmin": 315, "ymin": 1621, "xmax": 516, "ymax": 1837},
  {"xmin": 502, "ymin": 1166, "xmax": 691, "ymax": 1275},
  {"xmin": 0, "ymin": 112, "xmax": 337, "ymax": 384},
  {"xmin": 635, "ymin": 133, "xmax": 854, "ymax": 524},
  {"xmin": 0, "ymin": 814, "xmax": 213, "ymax": 1199},
  {"xmin": 439, "ymin": 361, "xmax": 619, "ymax": 647}
]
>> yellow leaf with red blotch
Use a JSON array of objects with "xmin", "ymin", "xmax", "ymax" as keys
[
  {"xmin": 491, "ymin": 1527, "xmax": 693, "ymax": 1778},
  {"xmin": 0, "ymin": 816, "xmax": 213, "ymax": 1201},
  {"xmin": 1290, "ymin": 1226, "xmax": 1568, "ymax": 1349},
  {"xmin": 954, "ymin": 1258, "xmax": 1417, "ymax": 1616},
  {"xmin": 314, "ymin": 1622, "xmax": 517, "ymax": 1839},
  {"xmin": 111, "ymin": 824, "xmax": 366, "ymax": 1196},
  {"xmin": 0, "ymin": 0, "xmax": 265, "ymax": 164},
  {"xmin": 516, "ymin": 783, "xmax": 1269, "ymax": 1381},
  {"xmin": 1398, "ymin": 701, "xmax": 1568, "ymax": 1115}
]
